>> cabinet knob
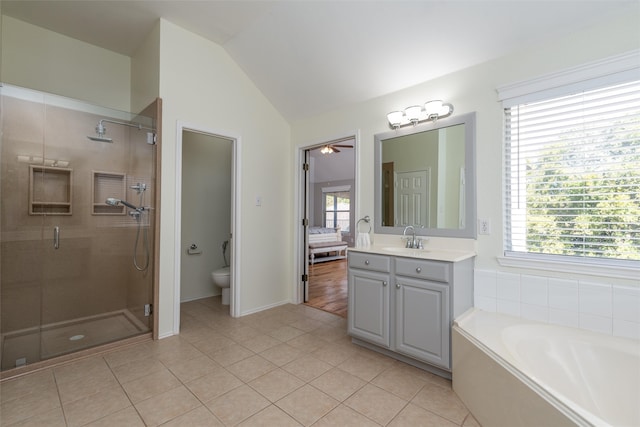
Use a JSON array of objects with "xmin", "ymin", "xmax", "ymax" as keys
[
  {"xmin": 396, "ymin": 283, "xmax": 401, "ymax": 289},
  {"xmin": 383, "ymin": 281, "xmax": 388, "ymax": 287},
  {"xmin": 416, "ymin": 267, "xmax": 422, "ymax": 273},
  {"xmin": 364, "ymin": 260, "xmax": 370, "ymax": 265}
]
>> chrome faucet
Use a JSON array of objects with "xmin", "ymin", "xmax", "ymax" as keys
[{"xmin": 403, "ymin": 225, "xmax": 416, "ymax": 248}]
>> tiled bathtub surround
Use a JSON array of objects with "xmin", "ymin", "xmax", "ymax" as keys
[{"xmin": 474, "ymin": 269, "xmax": 640, "ymax": 340}]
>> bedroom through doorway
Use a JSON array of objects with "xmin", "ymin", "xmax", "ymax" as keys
[{"xmin": 302, "ymin": 137, "xmax": 356, "ymax": 318}]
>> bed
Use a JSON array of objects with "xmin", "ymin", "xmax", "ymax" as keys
[{"xmin": 308, "ymin": 226, "xmax": 348, "ymax": 264}]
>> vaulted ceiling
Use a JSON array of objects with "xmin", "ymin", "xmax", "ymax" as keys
[{"xmin": 3, "ymin": 1, "xmax": 638, "ymax": 121}]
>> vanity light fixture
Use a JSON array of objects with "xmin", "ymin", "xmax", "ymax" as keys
[{"xmin": 387, "ymin": 100, "xmax": 454, "ymax": 129}]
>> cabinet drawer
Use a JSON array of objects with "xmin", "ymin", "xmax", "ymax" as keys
[
  {"xmin": 348, "ymin": 252, "xmax": 391, "ymax": 273},
  {"xmin": 395, "ymin": 258, "xmax": 450, "ymax": 282}
]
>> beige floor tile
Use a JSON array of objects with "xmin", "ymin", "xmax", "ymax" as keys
[
  {"xmin": 313, "ymin": 404, "xmax": 380, "ymax": 427},
  {"xmin": 310, "ymin": 367, "xmax": 366, "ymax": 402},
  {"xmin": 7, "ymin": 405, "xmax": 66, "ymax": 427},
  {"xmin": 311, "ymin": 342, "xmax": 359, "ymax": 366},
  {"xmin": 267, "ymin": 325, "xmax": 306, "ymax": 342},
  {"xmin": 310, "ymin": 325, "xmax": 349, "ymax": 343},
  {"xmin": 103, "ymin": 341, "xmax": 154, "ymax": 368},
  {"xmin": 238, "ymin": 404, "xmax": 302, "ymax": 427},
  {"xmin": 344, "ymin": 384, "xmax": 407, "ymax": 426},
  {"xmin": 337, "ymin": 354, "xmax": 392, "ymax": 382},
  {"xmin": 249, "ymin": 368, "xmax": 305, "ymax": 402},
  {"xmin": 0, "ymin": 369, "xmax": 56, "ymax": 404},
  {"xmin": 207, "ymin": 384, "xmax": 271, "ymax": 426},
  {"xmin": 53, "ymin": 356, "xmax": 111, "ymax": 385},
  {"xmin": 371, "ymin": 366, "xmax": 428, "ymax": 400},
  {"xmin": 84, "ymin": 406, "xmax": 146, "ymax": 427},
  {"xmin": 209, "ymin": 343, "xmax": 255, "ymax": 366},
  {"xmin": 164, "ymin": 353, "xmax": 220, "ymax": 383},
  {"xmin": 111, "ymin": 356, "xmax": 165, "ymax": 384},
  {"xmin": 62, "ymin": 385, "xmax": 131, "ymax": 427},
  {"xmin": 186, "ymin": 367, "xmax": 243, "ymax": 402},
  {"xmin": 56, "ymin": 366, "xmax": 120, "ymax": 404},
  {"xmin": 151, "ymin": 337, "xmax": 205, "ymax": 364},
  {"xmin": 463, "ymin": 413, "xmax": 483, "ymax": 427},
  {"xmin": 121, "ymin": 368, "xmax": 182, "ymax": 403},
  {"xmin": 135, "ymin": 386, "xmax": 201, "ymax": 426},
  {"xmin": 285, "ymin": 333, "xmax": 328, "ymax": 353},
  {"xmin": 289, "ymin": 318, "xmax": 324, "ymax": 333},
  {"xmin": 276, "ymin": 384, "xmax": 339, "ymax": 426},
  {"xmin": 388, "ymin": 402, "xmax": 459, "ymax": 427},
  {"xmin": 282, "ymin": 354, "xmax": 332, "ymax": 382},
  {"xmin": 161, "ymin": 406, "xmax": 224, "ymax": 426},
  {"xmin": 191, "ymin": 333, "xmax": 236, "ymax": 356},
  {"xmin": 239, "ymin": 334, "xmax": 281, "ymax": 353},
  {"xmin": 259, "ymin": 343, "xmax": 303, "ymax": 366},
  {"xmin": 411, "ymin": 382, "xmax": 469, "ymax": 425},
  {"xmin": 0, "ymin": 384, "xmax": 61, "ymax": 426},
  {"xmin": 227, "ymin": 354, "xmax": 277, "ymax": 383},
  {"xmin": 222, "ymin": 324, "xmax": 262, "ymax": 342}
]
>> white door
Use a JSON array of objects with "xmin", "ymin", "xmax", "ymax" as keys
[{"xmin": 395, "ymin": 170, "xmax": 429, "ymax": 228}]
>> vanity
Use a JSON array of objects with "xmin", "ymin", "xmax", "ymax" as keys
[
  {"xmin": 347, "ymin": 110, "xmax": 477, "ymax": 378},
  {"xmin": 347, "ymin": 245, "xmax": 474, "ymax": 379}
]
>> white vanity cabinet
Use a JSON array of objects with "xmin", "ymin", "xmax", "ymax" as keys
[{"xmin": 347, "ymin": 249, "xmax": 474, "ymax": 378}]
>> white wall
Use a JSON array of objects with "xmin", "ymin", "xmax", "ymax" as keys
[
  {"xmin": 292, "ymin": 12, "xmax": 640, "ymax": 305},
  {"xmin": 180, "ymin": 131, "xmax": 231, "ymax": 302},
  {"xmin": 1, "ymin": 16, "xmax": 131, "ymax": 111},
  {"xmin": 130, "ymin": 21, "xmax": 160, "ymax": 114},
  {"xmin": 157, "ymin": 20, "xmax": 292, "ymax": 336}
]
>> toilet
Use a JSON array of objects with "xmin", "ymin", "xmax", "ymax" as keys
[{"xmin": 211, "ymin": 266, "xmax": 230, "ymax": 305}]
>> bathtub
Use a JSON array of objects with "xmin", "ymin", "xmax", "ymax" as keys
[{"xmin": 452, "ymin": 309, "xmax": 640, "ymax": 427}]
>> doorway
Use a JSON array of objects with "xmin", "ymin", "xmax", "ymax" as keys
[
  {"xmin": 174, "ymin": 123, "xmax": 240, "ymax": 334},
  {"xmin": 299, "ymin": 136, "xmax": 356, "ymax": 317}
]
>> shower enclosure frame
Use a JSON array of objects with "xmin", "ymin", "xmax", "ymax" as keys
[{"xmin": 0, "ymin": 85, "xmax": 162, "ymax": 380}]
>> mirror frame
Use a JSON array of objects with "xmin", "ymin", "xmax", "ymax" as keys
[{"xmin": 374, "ymin": 111, "xmax": 477, "ymax": 238}]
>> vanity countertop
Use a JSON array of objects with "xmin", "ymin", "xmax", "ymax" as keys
[{"xmin": 348, "ymin": 245, "xmax": 476, "ymax": 263}]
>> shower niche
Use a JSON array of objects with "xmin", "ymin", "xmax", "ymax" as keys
[
  {"xmin": 29, "ymin": 165, "xmax": 73, "ymax": 215},
  {"xmin": 92, "ymin": 170, "xmax": 126, "ymax": 215}
]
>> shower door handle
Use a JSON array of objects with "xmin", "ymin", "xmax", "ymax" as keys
[{"xmin": 53, "ymin": 226, "xmax": 60, "ymax": 249}]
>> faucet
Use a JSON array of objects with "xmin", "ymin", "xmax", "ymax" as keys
[{"xmin": 403, "ymin": 225, "xmax": 416, "ymax": 248}]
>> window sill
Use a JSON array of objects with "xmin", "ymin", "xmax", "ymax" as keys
[{"xmin": 497, "ymin": 253, "xmax": 640, "ymax": 281}]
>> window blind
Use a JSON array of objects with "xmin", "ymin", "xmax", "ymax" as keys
[{"xmin": 504, "ymin": 80, "xmax": 640, "ymax": 261}]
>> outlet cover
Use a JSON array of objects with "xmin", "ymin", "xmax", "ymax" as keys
[{"xmin": 478, "ymin": 218, "xmax": 491, "ymax": 235}]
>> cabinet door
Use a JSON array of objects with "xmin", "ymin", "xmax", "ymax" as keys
[
  {"xmin": 348, "ymin": 269, "xmax": 390, "ymax": 348},
  {"xmin": 395, "ymin": 276, "xmax": 450, "ymax": 369}
]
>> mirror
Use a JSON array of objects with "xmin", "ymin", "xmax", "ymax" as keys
[{"xmin": 374, "ymin": 112, "xmax": 476, "ymax": 238}]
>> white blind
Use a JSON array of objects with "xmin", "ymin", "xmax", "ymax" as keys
[{"xmin": 504, "ymin": 80, "xmax": 640, "ymax": 261}]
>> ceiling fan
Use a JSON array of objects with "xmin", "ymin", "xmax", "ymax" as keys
[{"xmin": 320, "ymin": 143, "xmax": 353, "ymax": 154}]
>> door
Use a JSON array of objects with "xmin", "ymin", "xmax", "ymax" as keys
[
  {"xmin": 395, "ymin": 276, "xmax": 450, "ymax": 369},
  {"xmin": 302, "ymin": 150, "xmax": 311, "ymax": 302},
  {"xmin": 395, "ymin": 170, "xmax": 429, "ymax": 228},
  {"xmin": 347, "ymin": 268, "xmax": 391, "ymax": 347}
]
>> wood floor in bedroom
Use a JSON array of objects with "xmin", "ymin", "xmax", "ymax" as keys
[{"xmin": 305, "ymin": 259, "xmax": 348, "ymax": 318}]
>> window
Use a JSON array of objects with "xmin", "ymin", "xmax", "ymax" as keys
[
  {"xmin": 324, "ymin": 190, "xmax": 350, "ymax": 232},
  {"xmin": 504, "ymin": 80, "xmax": 640, "ymax": 263}
]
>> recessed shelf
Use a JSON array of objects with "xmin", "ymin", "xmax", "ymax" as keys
[
  {"xmin": 92, "ymin": 171, "xmax": 126, "ymax": 215},
  {"xmin": 29, "ymin": 166, "xmax": 73, "ymax": 215}
]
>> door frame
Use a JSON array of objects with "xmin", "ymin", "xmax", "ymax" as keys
[
  {"xmin": 174, "ymin": 121, "xmax": 241, "ymax": 333},
  {"xmin": 293, "ymin": 130, "xmax": 360, "ymax": 304}
]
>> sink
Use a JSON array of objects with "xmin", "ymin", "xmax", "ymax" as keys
[{"xmin": 382, "ymin": 247, "xmax": 430, "ymax": 256}]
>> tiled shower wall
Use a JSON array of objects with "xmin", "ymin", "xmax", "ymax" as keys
[{"xmin": 474, "ymin": 269, "xmax": 640, "ymax": 340}]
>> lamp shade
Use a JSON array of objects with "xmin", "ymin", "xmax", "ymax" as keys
[
  {"xmin": 404, "ymin": 105, "xmax": 422, "ymax": 123},
  {"xmin": 425, "ymin": 100, "xmax": 443, "ymax": 117}
]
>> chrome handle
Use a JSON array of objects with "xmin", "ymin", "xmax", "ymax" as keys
[
  {"xmin": 396, "ymin": 283, "xmax": 401, "ymax": 289},
  {"xmin": 53, "ymin": 226, "xmax": 60, "ymax": 249},
  {"xmin": 364, "ymin": 260, "xmax": 370, "ymax": 265},
  {"xmin": 382, "ymin": 281, "xmax": 387, "ymax": 287},
  {"xmin": 416, "ymin": 267, "xmax": 422, "ymax": 273}
]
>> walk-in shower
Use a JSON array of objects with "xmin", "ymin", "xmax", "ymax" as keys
[{"xmin": 0, "ymin": 84, "xmax": 158, "ymax": 375}]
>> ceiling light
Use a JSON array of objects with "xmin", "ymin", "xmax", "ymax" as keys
[
  {"xmin": 387, "ymin": 100, "xmax": 454, "ymax": 129},
  {"xmin": 320, "ymin": 145, "xmax": 334, "ymax": 154}
]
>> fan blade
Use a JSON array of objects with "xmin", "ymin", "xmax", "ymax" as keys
[
  {"xmin": 332, "ymin": 144, "xmax": 353, "ymax": 148},
  {"xmin": 332, "ymin": 147, "xmax": 340, "ymax": 152}
]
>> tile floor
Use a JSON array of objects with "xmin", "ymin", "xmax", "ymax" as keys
[{"xmin": 0, "ymin": 297, "xmax": 480, "ymax": 426}]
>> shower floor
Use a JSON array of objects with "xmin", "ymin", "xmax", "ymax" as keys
[{"xmin": 1, "ymin": 310, "xmax": 148, "ymax": 370}]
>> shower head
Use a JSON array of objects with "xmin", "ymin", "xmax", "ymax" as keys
[
  {"xmin": 105, "ymin": 198, "xmax": 139, "ymax": 210},
  {"xmin": 88, "ymin": 122, "xmax": 113, "ymax": 142}
]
